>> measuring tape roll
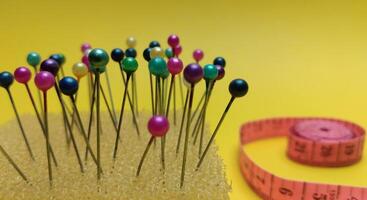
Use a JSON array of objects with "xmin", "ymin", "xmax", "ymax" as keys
[{"xmin": 239, "ymin": 117, "xmax": 366, "ymax": 200}]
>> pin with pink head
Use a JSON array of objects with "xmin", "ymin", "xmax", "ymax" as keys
[
  {"xmin": 167, "ymin": 34, "xmax": 180, "ymax": 48},
  {"xmin": 167, "ymin": 58, "xmax": 183, "ymax": 76},
  {"xmin": 148, "ymin": 115, "xmax": 170, "ymax": 137},
  {"xmin": 14, "ymin": 67, "xmax": 32, "ymax": 84},
  {"xmin": 34, "ymin": 71, "xmax": 55, "ymax": 93},
  {"xmin": 81, "ymin": 43, "xmax": 92, "ymax": 54},
  {"xmin": 193, "ymin": 49, "xmax": 204, "ymax": 63}
]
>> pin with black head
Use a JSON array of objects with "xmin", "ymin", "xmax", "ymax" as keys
[
  {"xmin": 126, "ymin": 37, "xmax": 139, "ymax": 117},
  {"xmin": 143, "ymin": 47, "xmax": 155, "ymax": 115},
  {"xmin": 49, "ymin": 53, "xmax": 66, "ymax": 77},
  {"xmin": 27, "ymin": 52, "xmax": 43, "ymax": 114},
  {"xmin": 149, "ymin": 40, "xmax": 161, "ymax": 48},
  {"xmin": 213, "ymin": 56, "xmax": 226, "ymax": 68},
  {"xmin": 196, "ymin": 78, "xmax": 249, "ymax": 170},
  {"xmin": 34, "ymin": 71, "xmax": 56, "ymax": 186},
  {"xmin": 136, "ymin": 115, "xmax": 169, "ymax": 176},
  {"xmin": 14, "ymin": 67, "xmax": 58, "ymax": 166},
  {"xmin": 113, "ymin": 56, "xmax": 139, "ymax": 160},
  {"xmin": 110, "ymin": 48, "xmax": 141, "ymax": 137},
  {"xmin": 0, "ymin": 71, "xmax": 35, "ymax": 160},
  {"xmin": 180, "ymin": 63, "xmax": 203, "ymax": 187},
  {"xmin": 88, "ymin": 48, "xmax": 109, "ymax": 179},
  {"xmin": 58, "ymin": 76, "xmax": 87, "ymax": 173}
]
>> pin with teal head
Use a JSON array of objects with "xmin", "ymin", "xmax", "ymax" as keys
[
  {"xmin": 113, "ymin": 56, "xmax": 139, "ymax": 160},
  {"xmin": 27, "ymin": 52, "xmax": 43, "ymax": 114},
  {"xmin": 88, "ymin": 48, "xmax": 109, "ymax": 179},
  {"xmin": 196, "ymin": 79, "xmax": 249, "ymax": 170}
]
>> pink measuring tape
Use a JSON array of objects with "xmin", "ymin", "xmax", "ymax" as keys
[{"xmin": 239, "ymin": 117, "xmax": 366, "ymax": 199}]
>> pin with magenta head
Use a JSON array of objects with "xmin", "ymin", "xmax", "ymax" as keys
[
  {"xmin": 88, "ymin": 48, "xmax": 109, "ymax": 179},
  {"xmin": 193, "ymin": 49, "xmax": 204, "ymax": 64},
  {"xmin": 14, "ymin": 67, "xmax": 59, "ymax": 167},
  {"xmin": 166, "ymin": 57, "xmax": 183, "ymax": 124},
  {"xmin": 136, "ymin": 115, "xmax": 169, "ymax": 176},
  {"xmin": 167, "ymin": 34, "xmax": 184, "ymax": 105},
  {"xmin": 180, "ymin": 63, "xmax": 203, "ymax": 187},
  {"xmin": 0, "ymin": 71, "xmax": 35, "ymax": 160},
  {"xmin": 113, "ymin": 56, "xmax": 139, "ymax": 159},
  {"xmin": 34, "ymin": 71, "xmax": 55, "ymax": 185},
  {"xmin": 81, "ymin": 43, "xmax": 92, "ymax": 54},
  {"xmin": 197, "ymin": 78, "xmax": 249, "ymax": 170}
]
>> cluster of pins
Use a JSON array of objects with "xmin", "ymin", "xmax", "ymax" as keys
[{"xmin": 0, "ymin": 34, "xmax": 248, "ymax": 188}]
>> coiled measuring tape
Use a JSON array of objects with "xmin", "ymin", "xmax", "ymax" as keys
[{"xmin": 239, "ymin": 117, "xmax": 366, "ymax": 200}]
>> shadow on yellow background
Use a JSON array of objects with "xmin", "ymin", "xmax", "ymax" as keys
[{"xmin": 0, "ymin": 0, "xmax": 366, "ymax": 199}]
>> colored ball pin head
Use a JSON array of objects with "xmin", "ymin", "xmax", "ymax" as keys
[
  {"xmin": 59, "ymin": 76, "xmax": 78, "ymax": 96},
  {"xmin": 167, "ymin": 34, "xmax": 180, "ymax": 47},
  {"xmin": 14, "ymin": 67, "xmax": 31, "ymax": 84},
  {"xmin": 88, "ymin": 48, "xmax": 109, "ymax": 73},
  {"xmin": 49, "ymin": 54, "xmax": 65, "ymax": 66},
  {"xmin": 40, "ymin": 59, "xmax": 60, "ymax": 76},
  {"xmin": 165, "ymin": 48, "xmax": 174, "ymax": 58},
  {"xmin": 126, "ymin": 36, "xmax": 137, "ymax": 48},
  {"xmin": 0, "ymin": 71, "xmax": 14, "ymax": 88},
  {"xmin": 81, "ymin": 43, "xmax": 92, "ymax": 53},
  {"xmin": 216, "ymin": 65, "xmax": 225, "ymax": 80},
  {"xmin": 27, "ymin": 52, "xmax": 41, "ymax": 68},
  {"xmin": 81, "ymin": 55, "xmax": 90, "ymax": 69},
  {"xmin": 173, "ymin": 45, "xmax": 182, "ymax": 57},
  {"xmin": 72, "ymin": 62, "xmax": 88, "ymax": 79},
  {"xmin": 111, "ymin": 48, "xmax": 125, "ymax": 62},
  {"xmin": 126, "ymin": 48, "xmax": 137, "ymax": 58},
  {"xmin": 121, "ymin": 57, "xmax": 138, "ymax": 74},
  {"xmin": 149, "ymin": 41, "xmax": 161, "ymax": 48},
  {"xmin": 203, "ymin": 64, "xmax": 218, "ymax": 80},
  {"xmin": 148, "ymin": 115, "xmax": 169, "ymax": 137},
  {"xmin": 229, "ymin": 79, "xmax": 249, "ymax": 97},
  {"xmin": 34, "ymin": 71, "xmax": 55, "ymax": 92},
  {"xmin": 148, "ymin": 57, "xmax": 167, "ymax": 77},
  {"xmin": 167, "ymin": 57, "xmax": 183, "ymax": 76},
  {"xmin": 143, "ymin": 48, "xmax": 151, "ymax": 62},
  {"xmin": 193, "ymin": 49, "xmax": 204, "ymax": 63},
  {"xmin": 150, "ymin": 47, "xmax": 164, "ymax": 59},
  {"xmin": 183, "ymin": 63, "xmax": 203, "ymax": 85},
  {"xmin": 213, "ymin": 57, "xmax": 226, "ymax": 68}
]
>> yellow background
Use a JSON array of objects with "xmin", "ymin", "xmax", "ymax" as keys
[{"xmin": 0, "ymin": 0, "xmax": 367, "ymax": 199}]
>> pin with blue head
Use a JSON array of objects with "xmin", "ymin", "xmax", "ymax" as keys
[
  {"xmin": 180, "ymin": 63, "xmax": 203, "ymax": 187},
  {"xmin": 58, "ymin": 76, "xmax": 87, "ymax": 173},
  {"xmin": 88, "ymin": 48, "xmax": 109, "ymax": 179},
  {"xmin": 136, "ymin": 115, "xmax": 169, "ymax": 176},
  {"xmin": 0, "ymin": 71, "xmax": 35, "ymax": 161},
  {"xmin": 197, "ymin": 78, "xmax": 249, "ymax": 170},
  {"xmin": 113, "ymin": 56, "xmax": 139, "ymax": 160},
  {"xmin": 34, "ymin": 71, "xmax": 56, "ymax": 185}
]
